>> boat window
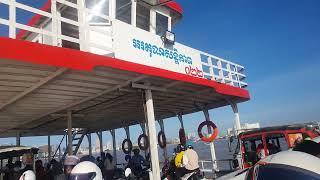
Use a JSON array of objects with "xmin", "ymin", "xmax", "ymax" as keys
[
  {"xmin": 116, "ymin": 0, "xmax": 132, "ymax": 24},
  {"xmin": 242, "ymin": 136, "xmax": 263, "ymax": 165},
  {"xmin": 136, "ymin": 3, "xmax": 150, "ymax": 31},
  {"xmin": 86, "ymin": 0, "xmax": 110, "ymax": 24},
  {"xmin": 265, "ymin": 133, "xmax": 288, "ymax": 154},
  {"xmin": 287, "ymin": 133, "xmax": 303, "ymax": 147},
  {"xmin": 156, "ymin": 12, "xmax": 169, "ymax": 36}
]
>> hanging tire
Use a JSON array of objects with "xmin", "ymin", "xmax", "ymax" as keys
[
  {"xmin": 198, "ymin": 121, "xmax": 218, "ymax": 142},
  {"xmin": 179, "ymin": 128, "xmax": 186, "ymax": 145},
  {"xmin": 122, "ymin": 139, "xmax": 133, "ymax": 154},
  {"xmin": 158, "ymin": 131, "xmax": 167, "ymax": 149},
  {"xmin": 138, "ymin": 134, "xmax": 149, "ymax": 150}
]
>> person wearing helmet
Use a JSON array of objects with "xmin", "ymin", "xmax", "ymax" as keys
[
  {"xmin": 174, "ymin": 144, "xmax": 185, "ymax": 168},
  {"xmin": 55, "ymin": 155, "xmax": 80, "ymax": 180},
  {"xmin": 177, "ymin": 141, "xmax": 199, "ymax": 179},
  {"xmin": 130, "ymin": 148, "xmax": 146, "ymax": 176},
  {"xmin": 19, "ymin": 170, "xmax": 35, "ymax": 180},
  {"xmin": 69, "ymin": 161, "xmax": 103, "ymax": 180}
]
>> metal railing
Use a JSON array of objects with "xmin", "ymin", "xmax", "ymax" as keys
[
  {"xmin": 200, "ymin": 53, "xmax": 247, "ymax": 88},
  {"xmin": 0, "ymin": 0, "xmax": 112, "ymax": 52},
  {"xmin": 0, "ymin": 0, "xmax": 247, "ymax": 88}
]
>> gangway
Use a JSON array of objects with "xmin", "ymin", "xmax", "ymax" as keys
[{"xmin": 0, "ymin": 0, "xmax": 250, "ymax": 179}]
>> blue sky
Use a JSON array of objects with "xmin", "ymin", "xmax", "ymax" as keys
[{"xmin": 0, "ymin": 0, "xmax": 320, "ymax": 147}]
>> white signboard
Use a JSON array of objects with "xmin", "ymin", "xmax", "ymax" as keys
[{"xmin": 112, "ymin": 20, "xmax": 204, "ymax": 78}]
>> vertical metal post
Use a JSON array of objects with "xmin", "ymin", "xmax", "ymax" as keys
[
  {"xmin": 231, "ymin": 103, "xmax": 241, "ymax": 134},
  {"xmin": 110, "ymin": 130, "xmax": 117, "ymax": 165},
  {"xmin": 48, "ymin": 135, "xmax": 51, "ymax": 162},
  {"xmin": 158, "ymin": 119, "xmax": 168, "ymax": 160},
  {"xmin": 145, "ymin": 89, "xmax": 161, "ymax": 180},
  {"xmin": 51, "ymin": 0, "xmax": 58, "ymax": 46},
  {"xmin": 98, "ymin": 132, "xmax": 103, "ymax": 154},
  {"xmin": 131, "ymin": 0, "xmax": 137, "ymax": 26},
  {"xmin": 9, "ymin": 0, "xmax": 16, "ymax": 38},
  {"xmin": 178, "ymin": 114, "xmax": 185, "ymax": 129},
  {"xmin": 110, "ymin": 0, "xmax": 116, "ymax": 19},
  {"xmin": 87, "ymin": 134, "xmax": 92, "ymax": 156},
  {"xmin": 203, "ymin": 109, "xmax": 218, "ymax": 173},
  {"xmin": 77, "ymin": 0, "xmax": 87, "ymax": 51},
  {"xmin": 67, "ymin": 111, "xmax": 73, "ymax": 155},
  {"xmin": 16, "ymin": 132, "xmax": 20, "ymax": 146},
  {"xmin": 124, "ymin": 126, "xmax": 130, "ymax": 139}
]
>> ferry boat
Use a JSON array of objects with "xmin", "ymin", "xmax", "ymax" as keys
[
  {"xmin": 230, "ymin": 123, "xmax": 320, "ymax": 169},
  {"xmin": 0, "ymin": 0, "xmax": 250, "ymax": 179}
]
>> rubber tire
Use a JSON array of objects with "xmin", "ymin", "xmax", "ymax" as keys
[
  {"xmin": 158, "ymin": 131, "xmax": 167, "ymax": 149},
  {"xmin": 138, "ymin": 134, "xmax": 149, "ymax": 150},
  {"xmin": 122, "ymin": 138, "xmax": 133, "ymax": 154}
]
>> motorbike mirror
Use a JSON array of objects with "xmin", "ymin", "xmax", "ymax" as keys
[{"xmin": 125, "ymin": 168, "xmax": 132, "ymax": 177}]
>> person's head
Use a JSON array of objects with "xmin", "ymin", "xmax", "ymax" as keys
[
  {"xmin": 14, "ymin": 160, "xmax": 22, "ymax": 168},
  {"xmin": 105, "ymin": 153, "xmax": 113, "ymax": 162},
  {"xmin": 96, "ymin": 157, "xmax": 100, "ymax": 162},
  {"xmin": 22, "ymin": 153, "xmax": 33, "ymax": 166},
  {"xmin": 133, "ymin": 148, "xmax": 140, "ymax": 155},
  {"xmin": 64, "ymin": 155, "xmax": 80, "ymax": 176},
  {"xmin": 186, "ymin": 140, "xmax": 194, "ymax": 149},
  {"xmin": 69, "ymin": 161, "xmax": 103, "ymax": 180},
  {"xmin": 176, "ymin": 144, "xmax": 185, "ymax": 153},
  {"xmin": 19, "ymin": 170, "xmax": 35, "ymax": 180},
  {"xmin": 35, "ymin": 160, "xmax": 43, "ymax": 169}
]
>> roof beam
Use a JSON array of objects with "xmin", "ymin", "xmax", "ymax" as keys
[
  {"xmin": 0, "ymin": 68, "xmax": 67, "ymax": 111},
  {"xmin": 2, "ymin": 75, "xmax": 147, "ymax": 134}
]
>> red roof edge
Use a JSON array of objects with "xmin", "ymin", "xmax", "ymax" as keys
[{"xmin": 0, "ymin": 37, "xmax": 250, "ymax": 100}]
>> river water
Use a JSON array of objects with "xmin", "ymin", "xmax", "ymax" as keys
[{"xmin": 107, "ymin": 139, "xmax": 234, "ymax": 171}]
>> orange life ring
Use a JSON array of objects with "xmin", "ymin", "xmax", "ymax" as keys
[
  {"xmin": 138, "ymin": 134, "xmax": 149, "ymax": 150},
  {"xmin": 179, "ymin": 128, "xmax": 186, "ymax": 145},
  {"xmin": 198, "ymin": 121, "xmax": 218, "ymax": 142},
  {"xmin": 158, "ymin": 131, "xmax": 167, "ymax": 148}
]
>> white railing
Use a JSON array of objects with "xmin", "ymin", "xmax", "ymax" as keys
[
  {"xmin": 200, "ymin": 53, "xmax": 247, "ymax": 88},
  {"xmin": 0, "ymin": 0, "xmax": 247, "ymax": 88},
  {"xmin": 0, "ymin": 0, "xmax": 112, "ymax": 53}
]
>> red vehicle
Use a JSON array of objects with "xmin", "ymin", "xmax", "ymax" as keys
[{"xmin": 231, "ymin": 123, "xmax": 320, "ymax": 169}]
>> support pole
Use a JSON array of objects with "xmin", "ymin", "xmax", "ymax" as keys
[
  {"xmin": 87, "ymin": 134, "xmax": 92, "ymax": 156},
  {"xmin": 177, "ymin": 114, "xmax": 185, "ymax": 129},
  {"xmin": 158, "ymin": 119, "xmax": 168, "ymax": 160},
  {"xmin": 48, "ymin": 135, "xmax": 51, "ymax": 162},
  {"xmin": 203, "ymin": 109, "xmax": 218, "ymax": 173},
  {"xmin": 67, "ymin": 111, "xmax": 73, "ymax": 155},
  {"xmin": 124, "ymin": 126, "xmax": 130, "ymax": 140},
  {"xmin": 145, "ymin": 89, "xmax": 161, "ymax": 180},
  {"xmin": 110, "ymin": 130, "xmax": 117, "ymax": 166},
  {"xmin": 230, "ymin": 103, "xmax": 241, "ymax": 135},
  {"xmin": 16, "ymin": 132, "xmax": 20, "ymax": 146},
  {"xmin": 98, "ymin": 132, "xmax": 103, "ymax": 154}
]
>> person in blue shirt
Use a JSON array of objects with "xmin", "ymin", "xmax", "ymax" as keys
[{"xmin": 130, "ymin": 149, "xmax": 146, "ymax": 176}]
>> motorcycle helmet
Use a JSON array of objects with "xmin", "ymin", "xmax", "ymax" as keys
[
  {"xmin": 186, "ymin": 140, "xmax": 194, "ymax": 149},
  {"xmin": 19, "ymin": 170, "xmax": 36, "ymax": 180},
  {"xmin": 69, "ymin": 161, "xmax": 103, "ymax": 180}
]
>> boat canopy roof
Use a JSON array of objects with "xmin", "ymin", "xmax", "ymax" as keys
[
  {"xmin": 0, "ymin": 146, "xmax": 39, "ymax": 160},
  {"xmin": 239, "ymin": 123, "xmax": 319, "ymax": 137}
]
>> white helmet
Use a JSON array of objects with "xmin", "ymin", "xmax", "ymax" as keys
[
  {"xmin": 19, "ymin": 170, "xmax": 36, "ymax": 180},
  {"xmin": 69, "ymin": 161, "xmax": 103, "ymax": 180}
]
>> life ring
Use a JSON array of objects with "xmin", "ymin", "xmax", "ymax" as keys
[
  {"xmin": 138, "ymin": 134, "xmax": 149, "ymax": 150},
  {"xmin": 122, "ymin": 139, "xmax": 133, "ymax": 154},
  {"xmin": 179, "ymin": 128, "xmax": 186, "ymax": 145},
  {"xmin": 158, "ymin": 131, "xmax": 167, "ymax": 149},
  {"xmin": 197, "ymin": 121, "xmax": 218, "ymax": 142}
]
